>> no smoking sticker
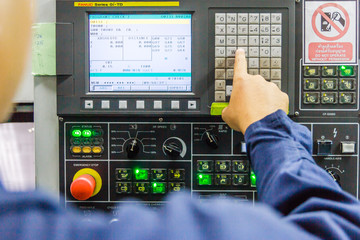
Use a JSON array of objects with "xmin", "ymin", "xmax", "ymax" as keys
[{"xmin": 304, "ymin": 0, "xmax": 358, "ymax": 64}]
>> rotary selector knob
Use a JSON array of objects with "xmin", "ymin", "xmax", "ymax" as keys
[
  {"xmin": 163, "ymin": 142, "xmax": 182, "ymax": 157},
  {"xmin": 126, "ymin": 139, "xmax": 140, "ymax": 159},
  {"xmin": 204, "ymin": 131, "xmax": 219, "ymax": 149},
  {"xmin": 327, "ymin": 170, "xmax": 341, "ymax": 186}
]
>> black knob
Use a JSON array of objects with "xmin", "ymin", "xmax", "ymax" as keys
[
  {"xmin": 163, "ymin": 142, "xmax": 182, "ymax": 157},
  {"xmin": 204, "ymin": 131, "xmax": 219, "ymax": 149},
  {"xmin": 327, "ymin": 170, "xmax": 341, "ymax": 186},
  {"xmin": 126, "ymin": 139, "xmax": 139, "ymax": 158}
]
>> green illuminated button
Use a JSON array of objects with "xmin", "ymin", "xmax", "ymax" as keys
[
  {"xmin": 82, "ymin": 129, "xmax": 92, "ymax": 138},
  {"xmin": 339, "ymin": 79, "xmax": 356, "ymax": 91},
  {"xmin": 210, "ymin": 102, "xmax": 229, "ymax": 116},
  {"xmin": 116, "ymin": 168, "xmax": 132, "ymax": 181},
  {"xmin": 304, "ymin": 66, "xmax": 320, "ymax": 77},
  {"xmin": 197, "ymin": 174, "xmax": 212, "ymax": 186},
  {"xmin": 339, "ymin": 92, "xmax": 356, "ymax": 104},
  {"xmin": 168, "ymin": 169, "xmax": 185, "ymax": 181},
  {"xmin": 92, "ymin": 129, "xmax": 103, "ymax": 137},
  {"xmin": 134, "ymin": 169, "xmax": 149, "ymax": 181},
  {"xmin": 134, "ymin": 182, "xmax": 149, "ymax": 194},
  {"xmin": 322, "ymin": 66, "xmax": 338, "ymax": 77},
  {"xmin": 250, "ymin": 171, "xmax": 257, "ymax": 187},
  {"xmin": 151, "ymin": 169, "xmax": 167, "ymax": 181},
  {"xmin": 215, "ymin": 174, "xmax": 231, "ymax": 186},
  {"xmin": 71, "ymin": 129, "xmax": 82, "ymax": 138},
  {"xmin": 304, "ymin": 78, "xmax": 320, "ymax": 90},
  {"xmin": 116, "ymin": 182, "xmax": 132, "ymax": 194},
  {"xmin": 168, "ymin": 182, "xmax": 185, "ymax": 192},
  {"xmin": 197, "ymin": 160, "xmax": 213, "ymax": 172},
  {"xmin": 233, "ymin": 160, "xmax": 249, "ymax": 173},
  {"xmin": 151, "ymin": 182, "xmax": 166, "ymax": 194},
  {"xmin": 322, "ymin": 78, "xmax": 338, "ymax": 90},
  {"xmin": 321, "ymin": 92, "xmax": 338, "ymax": 104},
  {"xmin": 215, "ymin": 160, "xmax": 231, "ymax": 172},
  {"xmin": 232, "ymin": 174, "xmax": 249, "ymax": 186},
  {"xmin": 339, "ymin": 66, "xmax": 355, "ymax": 77},
  {"xmin": 71, "ymin": 138, "xmax": 82, "ymax": 145},
  {"xmin": 304, "ymin": 92, "xmax": 320, "ymax": 104}
]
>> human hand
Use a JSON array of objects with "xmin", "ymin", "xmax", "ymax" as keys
[{"xmin": 221, "ymin": 49, "xmax": 289, "ymax": 134}]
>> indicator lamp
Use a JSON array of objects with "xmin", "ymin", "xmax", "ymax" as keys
[
  {"xmin": 82, "ymin": 129, "xmax": 92, "ymax": 138},
  {"xmin": 339, "ymin": 66, "xmax": 354, "ymax": 76},
  {"xmin": 72, "ymin": 129, "xmax": 82, "ymax": 138},
  {"xmin": 134, "ymin": 169, "xmax": 149, "ymax": 180},
  {"xmin": 250, "ymin": 171, "xmax": 257, "ymax": 187},
  {"xmin": 197, "ymin": 173, "xmax": 212, "ymax": 185}
]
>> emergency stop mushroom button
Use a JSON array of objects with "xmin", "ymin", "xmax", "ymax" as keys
[{"xmin": 70, "ymin": 174, "xmax": 96, "ymax": 201}]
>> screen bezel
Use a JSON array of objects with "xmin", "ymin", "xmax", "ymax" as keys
[{"xmin": 85, "ymin": 12, "xmax": 195, "ymax": 96}]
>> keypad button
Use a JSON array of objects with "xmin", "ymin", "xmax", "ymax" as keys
[
  {"xmin": 271, "ymin": 36, "xmax": 281, "ymax": 46},
  {"xmin": 215, "ymin": 25, "xmax": 226, "ymax": 35},
  {"xmin": 271, "ymin": 13, "xmax": 282, "ymax": 24},
  {"xmin": 215, "ymin": 91, "xmax": 226, "ymax": 102},
  {"xmin": 304, "ymin": 66, "xmax": 320, "ymax": 77},
  {"xmin": 248, "ymin": 69, "xmax": 259, "ymax": 75},
  {"xmin": 271, "ymin": 69, "xmax": 281, "ymax": 79},
  {"xmin": 237, "ymin": 36, "xmax": 248, "ymax": 46},
  {"xmin": 249, "ymin": 25, "xmax": 259, "ymax": 35},
  {"xmin": 248, "ymin": 58, "xmax": 259, "ymax": 68},
  {"xmin": 215, "ymin": 160, "xmax": 231, "ymax": 172},
  {"xmin": 249, "ymin": 47, "xmax": 259, "ymax": 57},
  {"xmin": 215, "ymin": 80, "xmax": 226, "ymax": 91},
  {"xmin": 238, "ymin": 13, "xmax": 249, "ymax": 23},
  {"xmin": 226, "ymin": 36, "xmax": 237, "ymax": 46},
  {"xmin": 249, "ymin": 13, "xmax": 260, "ymax": 24},
  {"xmin": 260, "ymin": 69, "xmax": 270, "ymax": 80},
  {"xmin": 304, "ymin": 92, "xmax": 320, "ymax": 104},
  {"xmin": 226, "ymin": 85, "xmax": 233, "ymax": 96},
  {"xmin": 249, "ymin": 36, "xmax": 259, "ymax": 46},
  {"xmin": 322, "ymin": 66, "xmax": 338, "ymax": 76},
  {"xmin": 271, "ymin": 47, "xmax": 281, "ymax": 57},
  {"xmin": 215, "ymin": 47, "xmax": 226, "ymax": 57},
  {"xmin": 226, "ymin": 58, "xmax": 235, "ymax": 68},
  {"xmin": 215, "ymin": 58, "xmax": 226, "ymax": 68},
  {"xmin": 322, "ymin": 78, "xmax": 338, "ymax": 91},
  {"xmin": 260, "ymin": 25, "xmax": 271, "ymax": 35},
  {"xmin": 215, "ymin": 13, "xmax": 226, "ymax": 24},
  {"xmin": 226, "ymin": 25, "xmax": 237, "ymax": 35},
  {"xmin": 226, "ymin": 47, "xmax": 237, "ymax": 57},
  {"xmin": 321, "ymin": 92, "xmax": 338, "ymax": 104},
  {"xmin": 237, "ymin": 25, "xmax": 248, "ymax": 35},
  {"xmin": 260, "ymin": 47, "xmax": 270, "ymax": 57},
  {"xmin": 260, "ymin": 13, "xmax": 271, "ymax": 23},
  {"xmin": 271, "ymin": 80, "xmax": 281, "ymax": 89},
  {"xmin": 233, "ymin": 160, "xmax": 249, "ymax": 172},
  {"xmin": 339, "ymin": 78, "xmax": 356, "ymax": 90},
  {"xmin": 215, "ymin": 174, "xmax": 231, "ymax": 186},
  {"xmin": 215, "ymin": 36, "xmax": 226, "ymax": 46},
  {"xmin": 271, "ymin": 25, "xmax": 282, "ymax": 35},
  {"xmin": 271, "ymin": 58, "xmax": 281, "ymax": 68},
  {"xmin": 339, "ymin": 92, "xmax": 356, "ymax": 104},
  {"xmin": 215, "ymin": 69, "xmax": 226, "ymax": 79},
  {"xmin": 304, "ymin": 78, "xmax": 320, "ymax": 90},
  {"xmin": 260, "ymin": 36, "xmax": 271, "ymax": 46},
  {"xmin": 226, "ymin": 69, "xmax": 234, "ymax": 79},
  {"xmin": 226, "ymin": 13, "xmax": 237, "ymax": 23},
  {"xmin": 197, "ymin": 160, "xmax": 214, "ymax": 172},
  {"xmin": 260, "ymin": 58, "xmax": 270, "ymax": 68}
]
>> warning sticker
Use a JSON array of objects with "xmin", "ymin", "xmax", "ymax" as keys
[{"xmin": 303, "ymin": 0, "xmax": 358, "ymax": 64}]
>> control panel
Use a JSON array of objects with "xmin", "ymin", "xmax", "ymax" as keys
[{"xmin": 56, "ymin": 0, "xmax": 360, "ymax": 215}]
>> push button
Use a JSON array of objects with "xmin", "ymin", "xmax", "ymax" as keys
[
  {"xmin": 304, "ymin": 92, "xmax": 320, "ymax": 104},
  {"xmin": 168, "ymin": 182, "xmax": 185, "ymax": 192},
  {"xmin": 304, "ymin": 78, "xmax": 320, "ymax": 90},
  {"xmin": 115, "ymin": 168, "xmax": 132, "ymax": 181},
  {"xmin": 116, "ymin": 182, "xmax": 132, "ymax": 194},
  {"xmin": 339, "ymin": 66, "xmax": 355, "ymax": 77},
  {"xmin": 233, "ymin": 174, "xmax": 249, "ymax": 186},
  {"xmin": 341, "ymin": 141, "xmax": 356, "ymax": 154},
  {"xmin": 168, "ymin": 169, "xmax": 185, "ymax": 181},
  {"xmin": 197, "ymin": 160, "xmax": 214, "ymax": 172},
  {"xmin": 197, "ymin": 173, "xmax": 212, "ymax": 186},
  {"xmin": 151, "ymin": 182, "xmax": 166, "ymax": 194},
  {"xmin": 321, "ymin": 92, "xmax": 338, "ymax": 104},
  {"xmin": 339, "ymin": 92, "xmax": 356, "ymax": 104},
  {"xmin": 70, "ymin": 174, "xmax": 96, "ymax": 201},
  {"xmin": 215, "ymin": 174, "xmax": 231, "ymax": 186},
  {"xmin": 134, "ymin": 182, "xmax": 149, "ymax": 194},
  {"xmin": 304, "ymin": 66, "xmax": 320, "ymax": 77},
  {"xmin": 322, "ymin": 66, "xmax": 338, "ymax": 76},
  {"xmin": 339, "ymin": 79, "xmax": 356, "ymax": 90},
  {"xmin": 134, "ymin": 169, "xmax": 149, "ymax": 181},
  {"xmin": 233, "ymin": 160, "xmax": 248, "ymax": 172},
  {"xmin": 151, "ymin": 169, "xmax": 167, "ymax": 181},
  {"xmin": 215, "ymin": 160, "xmax": 231, "ymax": 172},
  {"xmin": 317, "ymin": 140, "xmax": 332, "ymax": 155},
  {"xmin": 322, "ymin": 79, "xmax": 338, "ymax": 90}
]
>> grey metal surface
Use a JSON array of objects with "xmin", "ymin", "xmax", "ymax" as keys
[{"xmin": 34, "ymin": 0, "xmax": 59, "ymax": 195}]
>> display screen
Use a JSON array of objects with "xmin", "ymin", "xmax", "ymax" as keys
[{"xmin": 89, "ymin": 14, "xmax": 192, "ymax": 92}]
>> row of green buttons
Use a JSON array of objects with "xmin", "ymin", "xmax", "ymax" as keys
[
  {"xmin": 197, "ymin": 160, "xmax": 249, "ymax": 173},
  {"xmin": 304, "ymin": 92, "xmax": 356, "ymax": 105},
  {"xmin": 71, "ymin": 129, "xmax": 103, "ymax": 138},
  {"xmin": 116, "ymin": 168, "xmax": 185, "ymax": 181},
  {"xmin": 304, "ymin": 78, "xmax": 356, "ymax": 91},
  {"xmin": 116, "ymin": 182, "xmax": 185, "ymax": 195},
  {"xmin": 198, "ymin": 172, "xmax": 256, "ymax": 186},
  {"xmin": 304, "ymin": 66, "xmax": 356, "ymax": 77}
]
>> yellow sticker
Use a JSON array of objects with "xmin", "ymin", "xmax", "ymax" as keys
[{"xmin": 74, "ymin": 2, "xmax": 179, "ymax": 7}]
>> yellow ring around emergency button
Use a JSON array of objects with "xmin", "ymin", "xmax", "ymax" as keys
[
  {"xmin": 92, "ymin": 146, "xmax": 103, "ymax": 154},
  {"xmin": 73, "ymin": 168, "xmax": 102, "ymax": 197},
  {"xmin": 71, "ymin": 146, "xmax": 82, "ymax": 154},
  {"xmin": 82, "ymin": 146, "xmax": 92, "ymax": 153}
]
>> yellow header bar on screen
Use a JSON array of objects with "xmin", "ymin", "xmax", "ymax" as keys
[{"xmin": 74, "ymin": 2, "xmax": 180, "ymax": 7}]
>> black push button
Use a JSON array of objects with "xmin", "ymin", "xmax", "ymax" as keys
[
  {"xmin": 197, "ymin": 160, "xmax": 214, "ymax": 172},
  {"xmin": 339, "ymin": 92, "xmax": 356, "ymax": 104},
  {"xmin": 215, "ymin": 174, "xmax": 231, "ymax": 186},
  {"xmin": 233, "ymin": 174, "xmax": 249, "ymax": 186},
  {"xmin": 168, "ymin": 182, "xmax": 185, "ymax": 192},
  {"xmin": 321, "ymin": 92, "xmax": 338, "ymax": 104},
  {"xmin": 116, "ymin": 182, "xmax": 132, "ymax": 194},
  {"xmin": 134, "ymin": 182, "xmax": 149, "ymax": 194},
  {"xmin": 151, "ymin": 169, "xmax": 167, "ymax": 181},
  {"xmin": 322, "ymin": 66, "xmax": 338, "ymax": 77},
  {"xmin": 304, "ymin": 92, "xmax": 320, "ymax": 104},
  {"xmin": 115, "ymin": 168, "xmax": 132, "ymax": 181},
  {"xmin": 322, "ymin": 78, "xmax": 338, "ymax": 90},
  {"xmin": 215, "ymin": 160, "xmax": 231, "ymax": 172},
  {"xmin": 168, "ymin": 169, "xmax": 185, "ymax": 181},
  {"xmin": 232, "ymin": 160, "xmax": 249, "ymax": 173},
  {"xmin": 304, "ymin": 66, "xmax": 320, "ymax": 77},
  {"xmin": 317, "ymin": 140, "xmax": 332, "ymax": 155},
  {"xmin": 304, "ymin": 78, "xmax": 320, "ymax": 90}
]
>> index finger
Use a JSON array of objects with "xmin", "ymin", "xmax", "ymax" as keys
[{"xmin": 233, "ymin": 48, "xmax": 248, "ymax": 82}]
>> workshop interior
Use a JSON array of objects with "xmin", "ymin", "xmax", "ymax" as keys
[{"xmin": 1, "ymin": 0, "xmax": 359, "ymax": 216}]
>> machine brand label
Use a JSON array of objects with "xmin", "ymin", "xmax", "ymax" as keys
[{"xmin": 74, "ymin": 2, "xmax": 180, "ymax": 7}]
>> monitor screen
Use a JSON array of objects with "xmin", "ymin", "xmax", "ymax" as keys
[{"xmin": 89, "ymin": 14, "xmax": 192, "ymax": 92}]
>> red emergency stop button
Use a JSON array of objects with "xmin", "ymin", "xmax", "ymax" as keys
[{"xmin": 70, "ymin": 174, "xmax": 96, "ymax": 201}]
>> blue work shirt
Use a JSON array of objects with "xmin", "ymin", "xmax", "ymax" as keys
[{"xmin": 0, "ymin": 110, "xmax": 359, "ymax": 239}]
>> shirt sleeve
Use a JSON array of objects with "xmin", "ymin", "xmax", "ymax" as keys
[{"xmin": 245, "ymin": 110, "xmax": 360, "ymax": 239}]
